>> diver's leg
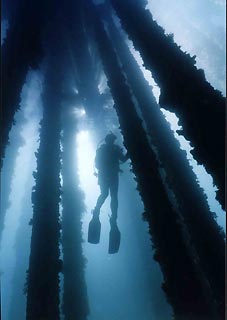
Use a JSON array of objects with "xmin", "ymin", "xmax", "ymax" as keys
[
  {"xmin": 93, "ymin": 178, "xmax": 109, "ymax": 216},
  {"xmin": 110, "ymin": 175, "xmax": 119, "ymax": 220}
]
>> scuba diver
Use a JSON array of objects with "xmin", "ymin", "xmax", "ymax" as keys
[
  {"xmin": 93, "ymin": 132, "xmax": 129, "ymax": 219},
  {"xmin": 88, "ymin": 132, "xmax": 129, "ymax": 252}
]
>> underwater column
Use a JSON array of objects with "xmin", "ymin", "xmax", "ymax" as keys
[
  {"xmin": 61, "ymin": 102, "xmax": 89, "ymax": 320},
  {"xmin": 110, "ymin": 0, "xmax": 225, "ymax": 209},
  {"xmin": 26, "ymin": 45, "xmax": 63, "ymax": 319}
]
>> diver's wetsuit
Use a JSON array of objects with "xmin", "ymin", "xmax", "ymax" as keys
[{"xmin": 94, "ymin": 143, "xmax": 128, "ymax": 218}]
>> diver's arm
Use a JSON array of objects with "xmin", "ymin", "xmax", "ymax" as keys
[{"xmin": 118, "ymin": 147, "xmax": 129, "ymax": 163}]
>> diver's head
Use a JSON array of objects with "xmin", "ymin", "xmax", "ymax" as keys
[{"xmin": 105, "ymin": 132, "xmax": 117, "ymax": 144}]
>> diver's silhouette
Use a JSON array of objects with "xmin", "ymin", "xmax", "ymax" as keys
[
  {"xmin": 93, "ymin": 133, "xmax": 129, "ymax": 219},
  {"xmin": 88, "ymin": 133, "xmax": 128, "ymax": 246}
]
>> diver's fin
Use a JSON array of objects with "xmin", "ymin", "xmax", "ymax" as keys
[
  {"xmin": 88, "ymin": 215, "xmax": 101, "ymax": 244},
  {"xmin": 108, "ymin": 222, "xmax": 121, "ymax": 254}
]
